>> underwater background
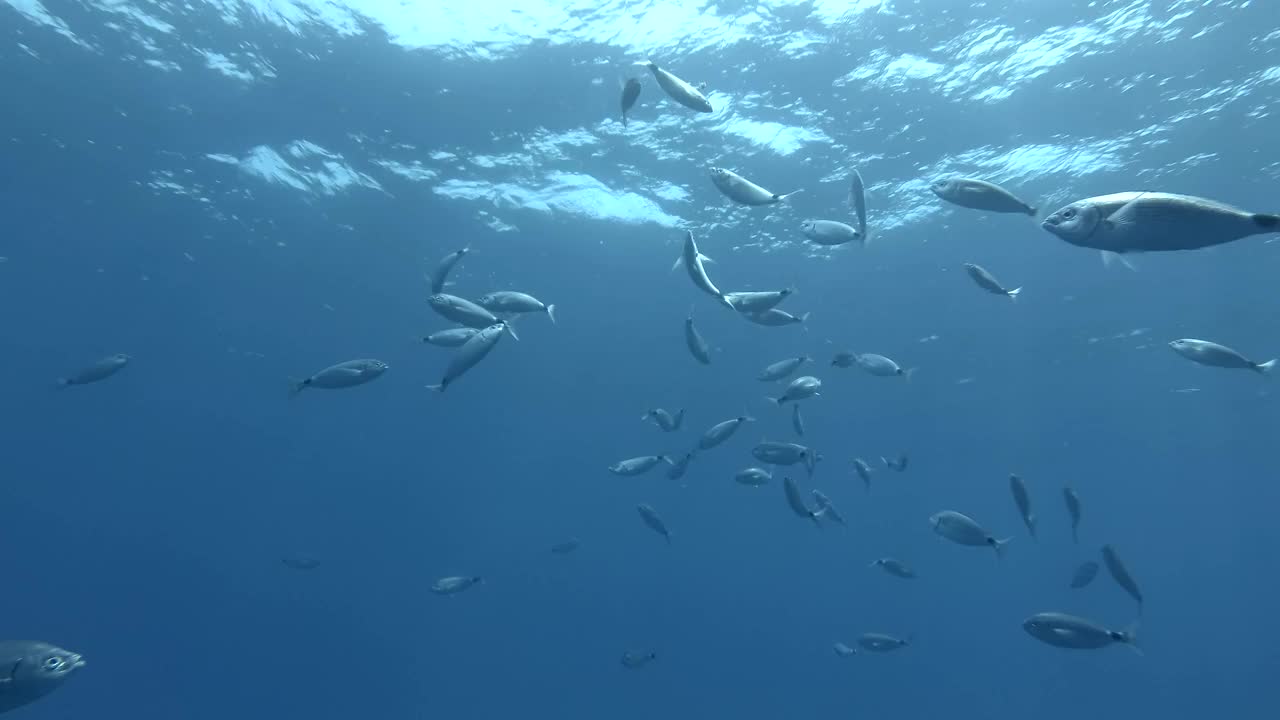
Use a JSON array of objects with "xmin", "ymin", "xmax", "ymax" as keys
[{"xmin": 2, "ymin": 0, "xmax": 1279, "ymax": 717}]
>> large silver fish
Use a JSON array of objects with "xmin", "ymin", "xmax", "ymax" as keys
[
  {"xmin": 638, "ymin": 61, "xmax": 712, "ymax": 113},
  {"xmin": 1169, "ymin": 339, "xmax": 1275, "ymax": 374},
  {"xmin": 672, "ymin": 231, "xmax": 734, "ymax": 309},
  {"xmin": 1022, "ymin": 612, "xmax": 1139, "ymax": 654},
  {"xmin": 709, "ymin": 167, "xmax": 802, "ymax": 206},
  {"xmin": 0, "ymin": 641, "xmax": 85, "ymax": 714},
  {"xmin": 426, "ymin": 322, "xmax": 506, "ymax": 392},
  {"xmin": 931, "ymin": 177, "xmax": 1036, "ymax": 215}
]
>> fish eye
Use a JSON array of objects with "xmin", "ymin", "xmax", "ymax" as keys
[
  {"xmin": 42, "ymin": 657, "xmax": 62, "ymax": 670},
  {"xmin": 1063, "ymin": 208, "xmax": 1076, "ymax": 219}
]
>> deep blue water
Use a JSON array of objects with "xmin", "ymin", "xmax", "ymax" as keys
[{"xmin": 3, "ymin": 1, "xmax": 1280, "ymax": 718}]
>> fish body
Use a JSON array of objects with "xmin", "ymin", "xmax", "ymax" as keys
[
  {"xmin": 551, "ymin": 538, "xmax": 581, "ymax": 555},
  {"xmin": 431, "ymin": 576, "xmax": 483, "ymax": 595},
  {"xmin": 726, "ymin": 289, "xmax": 794, "ymax": 313},
  {"xmin": 833, "ymin": 642, "xmax": 858, "ymax": 657},
  {"xmin": 1041, "ymin": 191, "xmax": 1279, "ymax": 254},
  {"xmin": 1022, "ymin": 612, "xmax": 1138, "ymax": 653},
  {"xmin": 1169, "ymin": 339, "xmax": 1275, "ymax": 374},
  {"xmin": 811, "ymin": 489, "xmax": 845, "ymax": 526},
  {"xmin": 641, "ymin": 61, "xmax": 713, "ymax": 113},
  {"xmin": 642, "ymin": 408, "xmax": 684, "ymax": 432},
  {"xmin": 666, "ymin": 451, "xmax": 696, "ymax": 481},
  {"xmin": 709, "ymin": 167, "xmax": 801, "ymax": 206},
  {"xmin": 429, "ymin": 247, "xmax": 469, "ymax": 293},
  {"xmin": 673, "ymin": 231, "xmax": 734, "ymax": 309},
  {"xmin": 699, "ymin": 415, "xmax": 755, "ymax": 450},
  {"xmin": 0, "ymin": 641, "xmax": 86, "ymax": 713},
  {"xmin": 620, "ymin": 78, "xmax": 642, "ymax": 126},
  {"xmin": 852, "ymin": 459, "xmax": 873, "ymax": 491},
  {"xmin": 857, "ymin": 633, "xmax": 910, "ymax": 652},
  {"xmin": 290, "ymin": 359, "xmax": 388, "ymax": 396},
  {"xmin": 427, "ymin": 322, "xmax": 506, "ymax": 392},
  {"xmin": 1063, "ymin": 486, "xmax": 1082, "ymax": 543},
  {"xmin": 745, "ymin": 308, "xmax": 809, "ymax": 327},
  {"xmin": 1070, "ymin": 561, "xmax": 1099, "ymax": 588},
  {"xmin": 753, "ymin": 442, "xmax": 812, "ymax": 469},
  {"xmin": 758, "ymin": 356, "xmax": 811, "ymax": 382},
  {"xmin": 685, "ymin": 315, "xmax": 711, "ymax": 364},
  {"xmin": 870, "ymin": 558, "xmax": 915, "ymax": 579},
  {"xmin": 428, "ymin": 293, "xmax": 518, "ymax": 339},
  {"xmin": 882, "ymin": 454, "xmax": 908, "ymax": 472},
  {"xmin": 637, "ymin": 503, "xmax": 671, "ymax": 543},
  {"xmin": 1009, "ymin": 474, "xmax": 1037, "ymax": 539},
  {"xmin": 849, "ymin": 170, "xmax": 867, "ymax": 238},
  {"xmin": 801, "ymin": 219, "xmax": 863, "ymax": 246},
  {"xmin": 609, "ymin": 455, "xmax": 671, "ymax": 476},
  {"xmin": 831, "ymin": 351, "xmax": 855, "ymax": 368},
  {"xmin": 770, "ymin": 375, "xmax": 821, "ymax": 405},
  {"xmin": 1102, "ymin": 544, "xmax": 1144, "ymax": 613},
  {"xmin": 282, "ymin": 554, "xmax": 321, "ymax": 570},
  {"xmin": 854, "ymin": 353, "xmax": 910, "ymax": 379},
  {"xmin": 931, "ymin": 177, "xmax": 1036, "ymax": 215},
  {"xmin": 621, "ymin": 651, "xmax": 657, "ymax": 669},
  {"xmin": 57, "ymin": 354, "xmax": 130, "ymax": 387},
  {"xmin": 930, "ymin": 510, "xmax": 1010, "ymax": 558},
  {"xmin": 783, "ymin": 477, "xmax": 824, "ymax": 526},
  {"xmin": 791, "ymin": 404, "xmax": 805, "ymax": 436},
  {"xmin": 477, "ymin": 291, "xmax": 556, "ymax": 324},
  {"xmin": 963, "ymin": 263, "xmax": 1021, "ymax": 300},
  {"xmin": 423, "ymin": 328, "xmax": 479, "ymax": 347},
  {"xmin": 734, "ymin": 467, "xmax": 772, "ymax": 486}
]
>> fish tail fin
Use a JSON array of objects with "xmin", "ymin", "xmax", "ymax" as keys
[
  {"xmin": 502, "ymin": 317, "xmax": 521, "ymax": 341},
  {"xmin": 1251, "ymin": 213, "xmax": 1279, "ymax": 229},
  {"xmin": 426, "ymin": 383, "xmax": 446, "ymax": 393},
  {"xmin": 1254, "ymin": 359, "xmax": 1276, "ymax": 375},
  {"xmin": 1101, "ymin": 250, "xmax": 1138, "ymax": 271},
  {"xmin": 775, "ymin": 189, "xmax": 804, "ymax": 202},
  {"xmin": 1006, "ymin": 287, "xmax": 1022, "ymax": 302},
  {"xmin": 545, "ymin": 304, "xmax": 557, "ymax": 324},
  {"xmin": 287, "ymin": 378, "xmax": 306, "ymax": 398},
  {"xmin": 992, "ymin": 537, "xmax": 1012, "ymax": 559},
  {"xmin": 904, "ymin": 367, "xmax": 917, "ymax": 383},
  {"xmin": 670, "ymin": 254, "xmax": 684, "ymax": 273},
  {"xmin": 1122, "ymin": 620, "xmax": 1142, "ymax": 656},
  {"xmin": 718, "ymin": 294, "xmax": 736, "ymax": 311},
  {"xmin": 767, "ymin": 395, "xmax": 783, "ymax": 406},
  {"xmin": 1026, "ymin": 206, "xmax": 1038, "ymax": 217},
  {"xmin": 1029, "ymin": 515, "xmax": 1038, "ymax": 541}
]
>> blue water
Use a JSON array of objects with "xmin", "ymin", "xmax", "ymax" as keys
[{"xmin": 3, "ymin": 0, "xmax": 1279, "ymax": 717}]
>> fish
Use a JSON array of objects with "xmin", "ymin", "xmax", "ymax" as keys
[
  {"xmin": 725, "ymin": 289, "xmax": 794, "ymax": 314},
  {"xmin": 289, "ymin": 359, "xmax": 388, "ymax": 397},
  {"xmin": 685, "ymin": 313, "xmax": 712, "ymax": 364},
  {"xmin": 869, "ymin": 558, "xmax": 916, "ymax": 579},
  {"xmin": 0, "ymin": 641, "xmax": 86, "ymax": 714},
  {"xmin": 709, "ymin": 167, "xmax": 802, "ymax": 206},
  {"xmin": 637, "ymin": 503, "xmax": 671, "ymax": 543},
  {"xmin": 811, "ymin": 489, "xmax": 846, "ymax": 526},
  {"xmin": 800, "ymin": 219, "xmax": 863, "ymax": 247},
  {"xmin": 753, "ymin": 442, "xmax": 815, "ymax": 471},
  {"xmin": 832, "ymin": 642, "xmax": 858, "ymax": 657},
  {"xmin": 1069, "ymin": 561, "xmax": 1099, "ymax": 589},
  {"xmin": 1169, "ymin": 339, "xmax": 1275, "ymax": 374},
  {"xmin": 963, "ymin": 263, "xmax": 1021, "ymax": 301},
  {"xmin": 672, "ymin": 231, "xmax": 734, "ymax": 309},
  {"xmin": 769, "ymin": 375, "xmax": 821, "ymax": 405},
  {"xmin": 856, "ymin": 633, "xmax": 911, "ymax": 652},
  {"xmin": 1041, "ymin": 192, "xmax": 1280, "ymax": 261},
  {"xmin": 882, "ymin": 453, "xmax": 908, "ymax": 472},
  {"xmin": 666, "ymin": 451, "xmax": 696, "ymax": 481},
  {"xmin": 428, "ymin": 293, "xmax": 519, "ymax": 340},
  {"xmin": 849, "ymin": 169, "xmax": 867, "ymax": 239},
  {"xmin": 431, "ymin": 576, "xmax": 483, "ymax": 595},
  {"xmin": 930, "ymin": 177, "xmax": 1036, "ymax": 215},
  {"xmin": 734, "ymin": 467, "xmax": 772, "ymax": 486},
  {"xmin": 757, "ymin": 355, "xmax": 811, "ymax": 382},
  {"xmin": 852, "ymin": 353, "xmax": 913, "ymax": 380},
  {"xmin": 1102, "ymin": 544, "xmax": 1144, "ymax": 614},
  {"xmin": 477, "ymin": 291, "xmax": 556, "ymax": 324},
  {"xmin": 281, "ymin": 554, "xmax": 321, "ymax": 570},
  {"xmin": 783, "ymin": 477, "xmax": 824, "ymax": 527},
  {"xmin": 929, "ymin": 510, "xmax": 1011, "ymax": 559},
  {"xmin": 620, "ymin": 651, "xmax": 657, "ymax": 669},
  {"xmin": 422, "ymin": 328, "xmax": 480, "ymax": 347},
  {"xmin": 1063, "ymin": 486, "xmax": 1082, "ymax": 543},
  {"xmin": 831, "ymin": 351, "xmax": 856, "ymax": 368},
  {"xmin": 551, "ymin": 538, "xmax": 581, "ymax": 555},
  {"xmin": 1022, "ymin": 612, "xmax": 1139, "ymax": 654},
  {"xmin": 852, "ymin": 458, "xmax": 873, "ymax": 491},
  {"xmin": 641, "ymin": 408, "xmax": 684, "ymax": 432},
  {"xmin": 744, "ymin": 308, "xmax": 809, "ymax": 327},
  {"xmin": 426, "ymin": 321, "xmax": 506, "ymax": 392},
  {"xmin": 638, "ymin": 61, "xmax": 712, "ymax": 113},
  {"xmin": 619, "ymin": 77, "xmax": 642, "ymax": 126},
  {"xmin": 609, "ymin": 456, "xmax": 672, "ymax": 476},
  {"xmin": 699, "ymin": 414, "xmax": 755, "ymax": 450},
  {"xmin": 1009, "ymin": 474, "xmax": 1037, "ymax": 540},
  {"xmin": 56, "ymin": 353, "xmax": 130, "ymax": 387},
  {"xmin": 791, "ymin": 404, "xmax": 805, "ymax": 436},
  {"xmin": 428, "ymin": 247, "xmax": 469, "ymax": 294}
]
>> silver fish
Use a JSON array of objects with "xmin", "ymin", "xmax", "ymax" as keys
[
  {"xmin": 869, "ymin": 558, "xmax": 915, "ymax": 579},
  {"xmin": 1009, "ymin": 474, "xmax": 1037, "ymax": 540},
  {"xmin": 1063, "ymin": 486, "xmax": 1082, "ymax": 544},
  {"xmin": 754, "ymin": 442, "xmax": 817, "ymax": 477},
  {"xmin": 551, "ymin": 538, "xmax": 581, "ymax": 555},
  {"xmin": 666, "ymin": 451, "xmax": 696, "ymax": 481},
  {"xmin": 744, "ymin": 308, "xmax": 809, "ymax": 327},
  {"xmin": 801, "ymin": 219, "xmax": 863, "ymax": 246},
  {"xmin": 1169, "ymin": 339, "xmax": 1275, "ymax": 374},
  {"xmin": 639, "ymin": 61, "xmax": 712, "ymax": 113},
  {"xmin": 849, "ymin": 169, "xmax": 867, "ymax": 238},
  {"xmin": 672, "ymin": 231, "xmax": 734, "ymax": 309},
  {"xmin": 811, "ymin": 489, "xmax": 845, "ymax": 526},
  {"xmin": 620, "ymin": 77, "xmax": 642, "ymax": 126},
  {"xmin": 685, "ymin": 314, "xmax": 711, "ymax": 364},
  {"xmin": 422, "ymin": 328, "xmax": 479, "ymax": 347},
  {"xmin": 833, "ymin": 642, "xmax": 858, "ymax": 657},
  {"xmin": 699, "ymin": 414, "xmax": 755, "ymax": 450},
  {"xmin": 882, "ymin": 453, "xmax": 908, "ymax": 472},
  {"xmin": 641, "ymin": 408, "xmax": 684, "ymax": 432},
  {"xmin": 1070, "ymin": 561, "xmax": 1099, "ymax": 589},
  {"xmin": 758, "ymin": 355, "xmax": 811, "ymax": 382},
  {"xmin": 709, "ymin": 167, "xmax": 802, "ymax": 206},
  {"xmin": 282, "ymin": 554, "xmax": 321, "ymax": 570},
  {"xmin": 852, "ymin": 458, "xmax": 873, "ymax": 491},
  {"xmin": 770, "ymin": 375, "xmax": 821, "ymax": 406},
  {"xmin": 56, "ymin": 353, "xmax": 130, "ymax": 387},
  {"xmin": 931, "ymin": 177, "xmax": 1036, "ymax": 215},
  {"xmin": 431, "ymin": 576, "xmax": 483, "ymax": 595},
  {"xmin": 734, "ymin": 467, "xmax": 772, "ymax": 486},
  {"xmin": 963, "ymin": 263, "xmax": 1021, "ymax": 301},
  {"xmin": 1102, "ymin": 544, "xmax": 1144, "ymax": 614},
  {"xmin": 783, "ymin": 477, "xmax": 824, "ymax": 527},
  {"xmin": 831, "ymin": 351, "xmax": 856, "ymax": 368},
  {"xmin": 791, "ymin": 404, "xmax": 805, "ymax": 436},
  {"xmin": 0, "ymin": 641, "xmax": 85, "ymax": 713},
  {"xmin": 621, "ymin": 650, "xmax": 657, "ymax": 669},
  {"xmin": 609, "ymin": 455, "xmax": 672, "ymax": 476},
  {"xmin": 428, "ymin": 293, "xmax": 519, "ymax": 339},
  {"xmin": 427, "ymin": 321, "xmax": 506, "ymax": 392},
  {"xmin": 725, "ymin": 289, "xmax": 794, "ymax": 313},
  {"xmin": 1022, "ymin": 612, "xmax": 1139, "ymax": 654},
  {"xmin": 477, "ymin": 291, "xmax": 556, "ymax": 324},
  {"xmin": 853, "ymin": 353, "xmax": 912, "ymax": 380},
  {"xmin": 428, "ymin": 247, "xmax": 469, "ymax": 294},
  {"xmin": 856, "ymin": 633, "xmax": 911, "ymax": 652},
  {"xmin": 929, "ymin": 511, "xmax": 1010, "ymax": 559},
  {"xmin": 637, "ymin": 503, "xmax": 671, "ymax": 543},
  {"xmin": 290, "ymin": 359, "xmax": 388, "ymax": 397}
]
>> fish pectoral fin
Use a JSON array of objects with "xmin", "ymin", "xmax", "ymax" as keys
[
  {"xmin": 697, "ymin": 252, "xmax": 716, "ymax": 265},
  {"xmin": 1100, "ymin": 250, "xmax": 1139, "ymax": 271},
  {"xmin": 1102, "ymin": 192, "xmax": 1147, "ymax": 232}
]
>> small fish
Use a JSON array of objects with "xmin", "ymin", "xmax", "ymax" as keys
[
  {"xmin": 431, "ymin": 576, "xmax": 483, "ymax": 595},
  {"xmin": 848, "ymin": 169, "xmax": 868, "ymax": 239},
  {"xmin": 754, "ymin": 442, "xmax": 814, "ymax": 468},
  {"xmin": 477, "ymin": 291, "xmax": 556, "ymax": 324},
  {"xmin": 853, "ymin": 353, "xmax": 913, "ymax": 380},
  {"xmin": 831, "ymin": 351, "xmax": 856, "ymax": 368},
  {"xmin": 1022, "ymin": 612, "xmax": 1139, "ymax": 654},
  {"xmin": 56, "ymin": 353, "xmax": 130, "ymax": 387},
  {"xmin": 289, "ymin": 359, "xmax": 388, "ymax": 397},
  {"xmin": 699, "ymin": 414, "xmax": 755, "ymax": 450},
  {"xmin": 1063, "ymin": 486, "xmax": 1082, "ymax": 543},
  {"xmin": 783, "ymin": 477, "xmax": 824, "ymax": 527},
  {"xmin": 641, "ymin": 408, "xmax": 684, "ymax": 432},
  {"xmin": 666, "ymin": 451, "xmax": 696, "ymax": 481},
  {"xmin": 637, "ymin": 503, "xmax": 671, "ymax": 543},
  {"xmin": 551, "ymin": 538, "xmax": 581, "ymax": 555},
  {"xmin": 801, "ymin": 219, "xmax": 863, "ymax": 246},
  {"xmin": 769, "ymin": 375, "xmax": 821, "ymax": 405},
  {"xmin": 869, "ymin": 558, "xmax": 916, "ymax": 579},
  {"xmin": 428, "ymin": 293, "xmax": 519, "ymax": 339},
  {"xmin": 811, "ymin": 489, "xmax": 845, "ymax": 526},
  {"xmin": 758, "ymin": 355, "xmax": 811, "ymax": 382},
  {"xmin": 725, "ymin": 289, "xmax": 795, "ymax": 314},
  {"xmin": 929, "ymin": 510, "xmax": 1010, "ymax": 559},
  {"xmin": 638, "ymin": 61, "xmax": 712, "ymax": 113},
  {"xmin": 709, "ymin": 167, "xmax": 802, "ymax": 207},
  {"xmin": 281, "ymin": 554, "xmax": 321, "ymax": 571},
  {"xmin": 0, "ymin": 641, "xmax": 86, "ymax": 714},
  {"xmin": 428, "ymin": 247, "xmax": 469, "ymax": 294},
  {"xmin": 833, "ymin": 642, "xmax": 858, "ymax": 657},
  {"xmin": 882, "ymin": 453, "xmax": 908, "ymax": 472},
  {"xmin": 856, "ymin": 633, "xmax": 911, "ymax": 653},
  {"xmin": 930, "ymin": 177, "xmax": 1036, "ymax": 215},
  {"xmin": 609, "ymin": 456, "xmax": 672, "ymax": 476},
  {"xmin": 744, "ymin": 308, "xmax": 809, "ymax": 327},
  {"xmin": 672, "ymin": 231, "xmax": 734, "ymax": 309},
  {"xmin": 852, "ymin": 458, "xmax": 873, "ymax": 491},
  {"xmin": 422, "ymin": 328, "xmax": 480, "ymax": 347},
  {"xmin": 426, "ymin": 321, "xmax": 507, "ymax": 392},
  {"xmin": 791, "ymin": 404, "xmax": 805, "ymax": 436},
  {"xmin": 1102, "ymin": 544, "xmax": 1144, "ymax": 614},
  {"xmin": 1070, "ymin": 561, "xmax": 1099, "ymax": 588},
  {"xmin": 734, "ymin": 467, "xmax": 772, "ymax": 486},
  {"xmin": 620, "ymin": 77, "xmax": 642, "ymax": 126},
  {"xmin": 685, "ymin": 313, "xmax": 712, "ymax": 364},
  {"xmin": 1169, "ymin": 339, "xmax": 1275, "ymax": 374},
  {"xmin": 1009, "ymin": 474, "xmax": 1037, "ymax": 540},
  {"xmin": 620, "ymin": 650, "xmax": 657, "ymax": 669},
  {"xmin": 963, "ymin": 263, "xmax": 1021, "ymax": 301}
]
